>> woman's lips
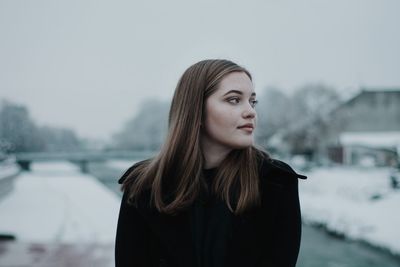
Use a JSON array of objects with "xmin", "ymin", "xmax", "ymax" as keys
[{"xmin": 238, "ymin": 124, "xmax": 254, "ymax": 132}]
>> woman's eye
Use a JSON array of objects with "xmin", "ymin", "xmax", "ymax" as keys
[
  {"xmin": 250, "ymin": 99, "xmax": 258, "ymax": 108},
  {"xmin": 227, "ymin": 97, "xmax": 240, "ymax": 104}
]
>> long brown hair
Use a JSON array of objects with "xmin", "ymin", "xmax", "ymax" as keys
[{"xmin": 122, "ymin": 59, "xmax": 268, "ymax": 215}]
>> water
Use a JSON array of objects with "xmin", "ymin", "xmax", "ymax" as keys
[
  {"xmin": 90, "ymin": 162, "xmax": 400, "ymax": 267},
  {"xmin": 298, "ymin": 225, "xmax": 400, "ymax": 267},
  {"xmin": 87, "ymin": 161, "xmax": 124, "ymax": 196}
]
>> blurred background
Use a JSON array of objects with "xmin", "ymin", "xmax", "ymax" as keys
[{"xmin": 1, "ymin": 0, "xmax": 400, "ymax": 266}]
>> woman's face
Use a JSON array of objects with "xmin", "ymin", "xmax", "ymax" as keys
[{"xmin": 202, "ymin": 71, "xmax": 257, "ymax": 151}]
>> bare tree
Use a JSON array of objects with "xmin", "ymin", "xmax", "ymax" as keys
[
  {"xmin": 0, "ymin": 100, "xmax": 44, "ymax": 153},
  {"xmin": 284, "ymin": 83, "xmax": 341, "ymax": 158},
  {"xmin": 39, "ymin": 126, "xmax": 82, "ymax": 152},
  {"xmin": 0, "ymin": 99, "xmax": 83, "ymax": 153},
  {"xmin": 255, "ymin": 87, "xmax": 291, "ymax": 147},
  {"xmin": 111, "ymin": 99, "xmax": 169, "ymax": 151}
]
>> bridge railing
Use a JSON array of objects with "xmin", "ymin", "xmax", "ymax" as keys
[{"xmin": 14, "ymin": 150, "xmax": 157, "ymax": 173}]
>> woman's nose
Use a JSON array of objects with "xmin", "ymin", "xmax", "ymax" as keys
[{"xmin": 243, "ymin": 104, "xmax": 256, "ymax": 118}]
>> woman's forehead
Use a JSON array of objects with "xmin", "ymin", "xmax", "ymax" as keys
[{"xmin": 216, "ymin": 72, "xmax": 255, "ymax": 95}]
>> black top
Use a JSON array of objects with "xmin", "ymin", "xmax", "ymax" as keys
[
  {"xmin": 115, "ymin": 157, "xmax": 306, "ymax": 267},
  {"xmin": 192, "ymin": 167, "xmax": 231, "ymax": 267}
]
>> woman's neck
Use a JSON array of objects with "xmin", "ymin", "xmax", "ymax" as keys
[{"xmin": 201, "ymin": 138, "xmax": 232, "ymax": 169}]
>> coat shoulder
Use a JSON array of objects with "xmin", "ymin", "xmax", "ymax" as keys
[
  {"xmin": 259, "ymin": 156, "xmax": 307, "ymax": 185},
  {"xmin": 269, "ymin": 158, "xmax": 307, "ymax": 179},
  {"xmin": 118, "ymin": 159, "xmax": 151, "ymax": 185}
]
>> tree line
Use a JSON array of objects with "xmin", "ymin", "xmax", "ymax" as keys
[
  {"xmin": 0, "ymin": 99, "xmax": 82, "ymax": 154},
  {"xmin": 1, "ymin": 84, "xmax": 344, "ymax": 159},
  {"xmin": 111, "ymin": 83, "xmax": 343, "ymax": 160}
]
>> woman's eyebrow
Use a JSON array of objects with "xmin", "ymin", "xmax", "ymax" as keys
[{"xmin": 223, "ymin": 90, "xmax": 256, "ymax": 96}]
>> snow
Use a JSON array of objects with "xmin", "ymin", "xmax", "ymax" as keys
[
  {"xmin": 2, "ymin": 160, "xmax": 400, "ymax": 257},
  {"xmin": 340, "ymin": 131, "xmax": 400, "ymax": 149},
  {"xmin": 0, "ymin": 162, "xmax": 120, "ymax": 244},
  {"xmin": 0, "ymin": 164, "xmax": 19, "ymax": 179},
  {"xmin": 0, "ymin": 157, "xmax": 20, "ymax": 179},
  {"xmin": 106, "ymin": 160, "xmax": 137, "ymax": 171},
  {"xmin": 299, "ymin": 166, "xmax": 400, "ymax": 255}
]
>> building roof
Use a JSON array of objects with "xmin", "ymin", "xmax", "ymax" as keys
[{"xmin": 340, "ymin": 131, "xmax": 400, "ymax": 150}]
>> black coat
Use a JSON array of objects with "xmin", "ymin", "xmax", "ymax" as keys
[{"xmin": 115, "ymin": 158, "xmax": 307, "ymax": 267}]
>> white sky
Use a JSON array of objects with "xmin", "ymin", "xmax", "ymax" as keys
[{"xmin": 1, "ymin": 0, "xmax": 399, "ymax": 140}]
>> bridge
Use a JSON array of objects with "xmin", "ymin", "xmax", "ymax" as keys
[{"xmin": 14, "ymin": 150, "xmax": 157, "ymax": 173}]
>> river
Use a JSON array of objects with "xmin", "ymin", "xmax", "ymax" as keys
[{"xmin": 298, "ymin": 224, "xmax": 400, "ymax": 267}]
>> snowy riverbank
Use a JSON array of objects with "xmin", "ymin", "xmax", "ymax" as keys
[
  {"xmin": 0, "ymin": 162, "xmax": 120, "ymax": 244},
  {"xmin": 1, "ymin": 161, "xmax": 399, "ymax": 258},
  {"xmin": 299, "ymin": 166, "xmax": 400, "ymax": 256},
  {"xmin": 107, "ymin": 159, "xmax": 400, "ymax": 256}
]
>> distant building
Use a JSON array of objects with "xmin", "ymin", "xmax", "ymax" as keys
[{"xmin": 327, "ymin": 88, "xmax": 400, "ymax": 166}]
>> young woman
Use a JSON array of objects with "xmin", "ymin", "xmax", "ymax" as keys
[{"xmin": 115, "ymin": 59, "xmax": 307, "ymax": 267}]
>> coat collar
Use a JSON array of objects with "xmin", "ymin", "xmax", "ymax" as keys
[{"xmin": 262, "ymin": 158, "xmax": 307, "ymax": 180}]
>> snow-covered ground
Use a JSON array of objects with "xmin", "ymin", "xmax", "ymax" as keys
[
  {"xmin": 299, "ymin": 166, "xmax": 400, "ymax": 256},
  {"xmin": 106, "ymin": 159, "xmax": 137, "ymax": 171},
  {"xmin": 0, "ymin": 156, "xmax": 20, "ymax": 179},
  {"xmin": 0, "ymin": 162, "xmax": 120, "ymax": 244},
  {"xmin": 2, "ymin": 161, "xmax": 399, "ymax": 258}
]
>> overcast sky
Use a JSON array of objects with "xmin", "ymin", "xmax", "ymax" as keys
[{"xmin": 1, "ymin": 0, "xmax": 399, "ymax": 140}]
